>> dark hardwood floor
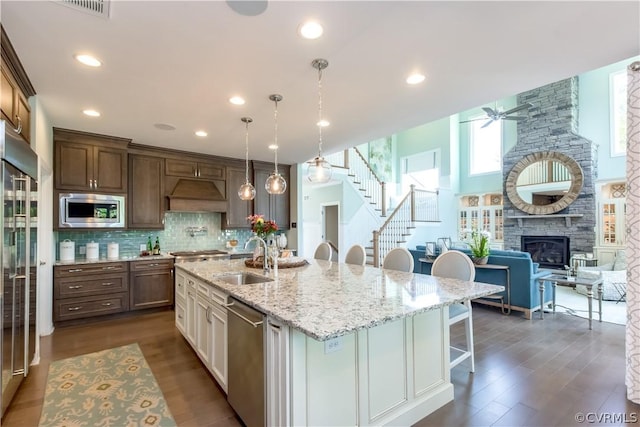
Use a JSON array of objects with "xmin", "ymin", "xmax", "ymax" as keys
[{"xmin": 2, "ymin": 305, "xmax": 638, "ymax": 427}]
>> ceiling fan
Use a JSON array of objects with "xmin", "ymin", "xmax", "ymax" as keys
[{"xmin": 460, "ymin": 102, "xmax": 533, "ymax": 128}]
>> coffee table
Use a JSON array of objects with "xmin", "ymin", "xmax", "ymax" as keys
[{"xmin": 537, "ymin": 272, "xmax": 603, "ymax": 329}]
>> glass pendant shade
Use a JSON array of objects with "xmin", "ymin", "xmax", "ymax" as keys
[
  {"xmin": 266, "ymin": 94, "xmax": 287, "ymax": 195},
  {"xmin": 308, "ymin": 58, "xmax": 332, "ymax": 184},
  {"xmin": 238, "ymin": 116, "xmax": 256, "ymax": 200},
  {"xmin": 238, "ymin": 181, "xmax": 256, "ymax": 200},
  {"xmin": 307, "ymin": 156, "xmax": 332, "ymax": 183},
  {"xmin": 265, "ymin": 172, "xmax": 287, "ymax": 194}
]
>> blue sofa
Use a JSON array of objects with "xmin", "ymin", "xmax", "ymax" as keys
[{"xmin": 410, "ymin": 246, "xmax": 553, "ymax": 319}]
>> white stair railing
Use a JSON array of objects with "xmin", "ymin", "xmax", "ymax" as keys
[
  {"xmin": 372, "ymin": 185, "xmax": 439, "ymax": 267},
  {"xmin": 343, "ymin": 148, "xmax": 387, "ymax": 217}
]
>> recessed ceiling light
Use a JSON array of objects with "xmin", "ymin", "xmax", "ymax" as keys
[
  {"xmin": 154, "ymin": 123, "xmax": 176, "ymax": 131},
  {"xmin": 74, "ymin": 54, "xmax": 102, "ymax": 67},
  {"xmin": 406, "ymin": 73, "xmax": 426, "ymax": 85},
  {"xmin": 195, "ymin": 130, "xmax": 208, "ymax": 137},
  {"xmin": 317, "ymin": 119, "xmax": 330, "ymax": 127},
  {"xmin": 82, "ymin": 109, "xmax": 100, "ymax": 117},
  {"xmin": 229, "ymin": 96, "xmax": 246, "ymax": 105},
  {"xmin": 299, "ymin": 21, "xmax": 323, "ymax": 39},
  {"xmin": 268, "ymin": 144, "xmax": 278, "ymax": 150}
]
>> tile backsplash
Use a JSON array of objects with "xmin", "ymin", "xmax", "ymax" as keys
[{"xmin": 56, "ymin": 212, "xmax": 254, "ymax": 259}]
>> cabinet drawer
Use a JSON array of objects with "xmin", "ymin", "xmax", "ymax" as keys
[
  {"xmin": 54, "ymin": 262, "xmax": 128, "ymax": 277},
  {"xmin": 175, "ymin": 300, "xmax": 186, "ymax": 333},
  {"xmin": 196, "ymin": 281, "xmax": 211, "ymax": 299},
  {"xmin": 175, "ymin": 273, "xmax": 186, "ymax": 300},
  {"xmin": 210, "ymin": 286, "xmax": 227, "ymax": 307},
  {"xmin": 55, "ymin": 273, "xmax": 128, "ymax": 298},
  {"xmin": 130, "ymin": 258, "xmax": 174, "ymax": 271},
  {"xmin": 54, "ymin": 293, "xmax": 129, "ymax": 322}
]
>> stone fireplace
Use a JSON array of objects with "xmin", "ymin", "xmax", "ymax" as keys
[{"xmin": 503, "ymin": 77, "xmax": 597, "ymax": 254}]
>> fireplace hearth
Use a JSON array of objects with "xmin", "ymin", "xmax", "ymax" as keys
[{"xmin": 521, "ymin": 236, "xmax": 570, "ymax": 269}]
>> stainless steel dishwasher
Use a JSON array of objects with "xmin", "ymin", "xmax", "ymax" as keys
[{"xmin": 226, "ymin": 297, "xmax": 265, "ymax": 427}]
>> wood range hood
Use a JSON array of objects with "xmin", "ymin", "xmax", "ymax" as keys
[{"xmin": 167, "ymin": 178, "xmax": 227, "ymax": 213}]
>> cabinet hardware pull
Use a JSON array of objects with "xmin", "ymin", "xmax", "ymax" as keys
[
  {"xmin": 102, "ymin": 266, "xmax": 116, "ymax": 270},
  {"xmin": 148, "ymin": 263, "xmax": 159, "ymax": 267},
  {"xmin": 68, "ymin": 306, "xmax": 82, "ymax": 311},
  {"xmin": 14, "ymin": 116, "xmax": 22, "ymax": 133},
  {"xmin": 269, "ymin": 321, "xmax": 281, "ymax": 330},
  {"xmin": 68, "ymin": 285, "xmax": 83, "ymax": 289},
  {"xmin": 89, "ymin": 179, "xmax": 93, "ymax": 189},
  {"xmin": 94, "ymin": 179, "xmax": 98, "ymax": 188},
  {"xmin": 225, "ymin": 302, "xmax": 263, "ymax": 328},
  {"xmin": 178, "ymin": 314, "xmax": 183, "ymax": 319},
  {"xmin": 206, "ymin": 306, "xmax": 212, "ymax": 323},
  {"xmin": 101, "ymin": 302, "xmax": 112, "ymax": 307},
  {"xmin": 68, "ymin": 268, "xmax": 83, "ymax": 273},
  {"xmin": 101, "ymin": 282, "xmax": 114, "ymax": 286}
]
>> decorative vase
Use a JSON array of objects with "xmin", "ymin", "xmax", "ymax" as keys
[
  {"xmin": 277, "ymin": 233, "xmax": 287, "ymax": 249},
  {"xmin": 472, "ymin": 255, "xmax": 489, "ymax": 265}
]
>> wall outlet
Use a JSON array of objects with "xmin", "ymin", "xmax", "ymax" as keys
[
  {"xmin": 79, "ymin": 245, "xmax": 86, "ymax": 255},
  {"xmin": 140, "ymin": 244, "xmax": 147, "ymax": 252},
  {"xmin": 324, "ymin": 336, "xmax": 343, "ymax": 354}
]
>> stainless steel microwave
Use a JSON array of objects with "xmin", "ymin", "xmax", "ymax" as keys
[{"xmin": 59, "ymin": 193, "xmax": 125, "ymax": 228}]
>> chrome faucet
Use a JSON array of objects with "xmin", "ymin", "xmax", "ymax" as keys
[{"xmin": 245, "ymin": 236, "xmax": 270, "ymax": 274}]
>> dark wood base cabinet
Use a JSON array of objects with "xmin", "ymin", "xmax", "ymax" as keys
[
  {"xmin": 54, "ymin": 258, "xmax": 174, "ymax": 325},
  {"xmin": 130, "ymin": 259, "xmax": 174, "ymax": 310},
  {"xmin": 54, "ymin": 262, "xmax": 129, "ymax": 323}
]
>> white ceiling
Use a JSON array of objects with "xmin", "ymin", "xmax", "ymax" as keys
[{"xmin": 2, "ymin": 1, "xmax": 639, "ymax": 165}]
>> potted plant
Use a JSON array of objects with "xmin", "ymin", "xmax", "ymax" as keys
[{"xmin": 460, "ymin": 229, "xmax": 491, "ymax": 264}]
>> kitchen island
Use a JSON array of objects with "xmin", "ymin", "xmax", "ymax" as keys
[{"xmin": 175, "ymin": 258, "xmax": 503, "ymax": 426}]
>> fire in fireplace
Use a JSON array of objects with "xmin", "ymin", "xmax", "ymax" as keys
[{"xmin": 521, "ymin": 236, "xmax": 570, "ymax": 269}]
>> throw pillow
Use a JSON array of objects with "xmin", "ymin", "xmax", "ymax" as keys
[{"xmin": 577, "ymin": 269, "xmax": 602, "ymax": 280}]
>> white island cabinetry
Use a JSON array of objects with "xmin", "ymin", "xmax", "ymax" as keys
[
  {"xmin": 267, "ymin": 309, "xmax": 450, "ymax": 426},
  {"xmin": 175, "ymin": 259, "xmax": 503, "ymax": 426},
  {"xmin": 175, "ymin": 269, "xmax": 228, "ymax": 392}
]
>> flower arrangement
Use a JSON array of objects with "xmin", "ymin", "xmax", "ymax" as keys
[
  {"xmin": 247, "ymin": 214, "xmax": 278, "ymax": 240},
  {"xmin": 460, "ymin": 229, "xmax": 491, "ymax": 259}
]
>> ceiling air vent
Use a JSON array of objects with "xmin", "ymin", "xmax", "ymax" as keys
[{"xmin": 55, "ymin": 0, "xmax": 111, "ymax": 18}]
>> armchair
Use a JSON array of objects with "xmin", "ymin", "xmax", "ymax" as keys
[{"xmin": 576, "ymin": 250, "xmax": 626, "ymax": 301}]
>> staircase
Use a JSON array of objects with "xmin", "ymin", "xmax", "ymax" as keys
[{"xmin": 328, "ymin": 148, "xmax": 440, "ymax": 266}]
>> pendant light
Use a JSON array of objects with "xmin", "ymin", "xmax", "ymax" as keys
[
  {"xmin": 265, "ymin": 94, "xmax": 287, "ymax": 195},
  {"xmin": 307, "ymin": 58, "xmax": 332, "ymax": 183},
  {"xmin": 238, "ymin": 117, "xmax": 256, "ymax": 200}
]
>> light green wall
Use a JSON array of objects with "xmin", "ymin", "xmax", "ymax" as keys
[
  {"xmin": 301, "ymin": 182, "xmax": 344, "ymax": 222},
  {"xmin": 579, "ymin": 55, "xmax": 638, "ymax": 182},
  {"xmin": 395, "ymin": 117, "xmax": 451, "ymax": 178}
]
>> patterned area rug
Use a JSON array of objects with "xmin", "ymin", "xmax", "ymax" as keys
[
  {"xmin": 554, "ymin": 285, "xmax": 627, "ymax": 325},
  {"xmin": 39, "ymin": 343, "xmax": 176, "ymax": 427}
]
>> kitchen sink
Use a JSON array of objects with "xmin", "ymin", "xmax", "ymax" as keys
[{"xmin": 215, "ymin": 272, "xmax": 274, "ymax": 285}]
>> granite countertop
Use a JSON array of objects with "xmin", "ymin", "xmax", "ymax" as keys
[
  {"xmin": 176, "ymin": 259, "xmax": 504, "ymax": 341},
  {"xmin": 55, "ymin": 253, "xmax": 174, "ymax": 266}
]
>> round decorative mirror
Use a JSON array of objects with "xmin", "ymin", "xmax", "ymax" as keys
[{"xmin": 505, "ymin": 151, "xmax": 583, "ymax": 215}]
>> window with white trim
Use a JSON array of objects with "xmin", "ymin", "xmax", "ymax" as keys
[
  {"xmin": 401, "ymin": 149, "xmax": 440, "ymax": 192},
  {"xmin": 610, "ymin": 70, "xmax": 627, "ymax": 157},
  {"xmin": 470, "ymin": 118, "xmax": 502, "ymax": 175}
]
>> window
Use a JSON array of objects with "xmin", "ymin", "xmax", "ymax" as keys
[
  {"xmin": 401, "ymin": 149, "xmax": 439, "ymax": 193},
  {"xmin": 610, "ymin": 70, "xmax": 627, "ymax": 156},
  {"xmin": 470, "ymin": 118, "xmax": 502, "ymax": 175}
]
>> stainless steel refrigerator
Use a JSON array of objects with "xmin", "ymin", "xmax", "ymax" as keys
[{"xmin": 0, "ymin": 120, "xmax": 38, "ymax": 417}]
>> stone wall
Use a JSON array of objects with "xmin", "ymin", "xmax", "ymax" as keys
[{"xmin": 502, "ymin": 77, "xmax": 597, "ymax": 254}]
